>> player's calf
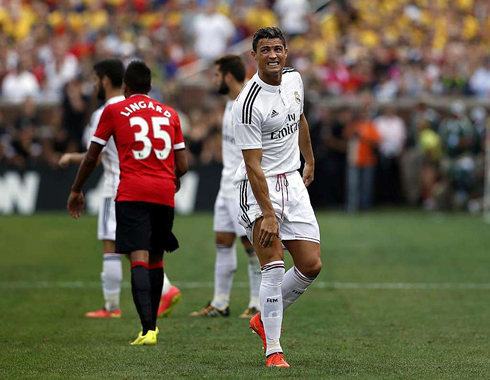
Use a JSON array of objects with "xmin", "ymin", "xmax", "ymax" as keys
[{"xmin": 259, "ymin": 260, "xmax": 285, "ymax": 357}]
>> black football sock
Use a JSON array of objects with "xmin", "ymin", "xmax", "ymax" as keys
[
  {"xmin": 148, "ymin": 261, "xmax": 164, "ymax": 326},
  {"xmin": 131, "ymin": 261, "xmax": 154, "ymax": 334}
]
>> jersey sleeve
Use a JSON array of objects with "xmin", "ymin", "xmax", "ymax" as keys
[
  {"xmin": 232, "ymin": 99, "xmax": 263, "ymax": 150},
  {"xmin": 173, "ymin": 113, "xmax": 185, "ymax": 151},
  {"xmin": 92, "ymin": 106, "xmax": 114, "ymax": 146}
]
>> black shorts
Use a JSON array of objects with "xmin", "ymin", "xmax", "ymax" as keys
[{"xmin": 115, "ymin": 201, "xmax": 179, "ymax": 255}]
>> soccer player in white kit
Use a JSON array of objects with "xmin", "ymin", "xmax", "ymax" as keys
[
  {"xmin": 232, "ymin": 27, "xmax": 322, "ymax": 368},
  {"xmin": 190, "ymin": 55, "xmax": 261, "ymax": 318},
  {"xmin": 60, "ymin": 59, "xmax": 181, "ymax": 318}
]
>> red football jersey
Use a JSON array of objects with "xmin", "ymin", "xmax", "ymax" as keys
[{"xmin": 92, "ymin": 94, "xmax": 185, "ymax": 207}]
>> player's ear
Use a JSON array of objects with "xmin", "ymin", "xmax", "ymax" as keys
[
  {"xmin": 148, "ymin": 84, "xmax": 152, "ymax": 94},
  {"xmin": 102, "ymin": 75, "xmax": 110, "ymax": 88},
  {"xmin": 250, "ymin": 49, "xmax": 257, "ymax": 61},
  {"xmin": 122, "ymin": 83, "xmax": 129, "ymax": 98},
  {"xmin": 224, "ymin": 72, "xmax": 233, "ymax": 84}
]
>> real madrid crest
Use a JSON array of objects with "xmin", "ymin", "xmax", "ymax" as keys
[{"xmin": 294, "ymin": 91, "xmax": 301, "ymax": 104}]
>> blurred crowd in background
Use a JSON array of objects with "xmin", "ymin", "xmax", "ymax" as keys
[{"xmin": 0, "ymin": 0, "xmax": 489, "ymax": 211}]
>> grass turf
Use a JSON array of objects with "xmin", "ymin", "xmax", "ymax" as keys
[{"xmin": 0, "ymin": 211, "xmax": 489, "ymax": 379}]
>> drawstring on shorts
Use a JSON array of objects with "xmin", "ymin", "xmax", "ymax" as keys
[{"xmin": 275, "ymin": 173, "xmax": 289, "ymax": 220}]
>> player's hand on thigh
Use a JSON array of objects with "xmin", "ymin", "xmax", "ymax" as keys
[
  {"xmin": 303, "ymin": 162, "xmax": 314, "ymax": 187},
  {"xmin": 67, "ymin": 191, "xmax": 85, "ymax": 219},
  {"xmin": 259, "ymin": 215, "xmax": 279, "ymax": 248}
]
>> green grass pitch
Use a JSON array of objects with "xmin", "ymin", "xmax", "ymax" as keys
[{"xmin": 1, "ymin": 211, "xmax": 489, "ymax": 379}]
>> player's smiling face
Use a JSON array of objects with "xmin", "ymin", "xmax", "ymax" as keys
[{"xmin": 253, "ymin": 38, "xmax": 287, "ymax": 77}]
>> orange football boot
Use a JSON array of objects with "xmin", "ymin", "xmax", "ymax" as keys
[
  {"xmin": 250, "ymin": 312, "xmax": 266, "ymax": 352},
  {"xmin": 266, "ymin": 353, "xmax": 290, "ymax": 368},
  {"xmin": 85, "ymin": 308, "xmax": 122, "ymax": 318},
  {"xmin": 157, "ymin": 286, "xmax": 182, "ymax": 318}
]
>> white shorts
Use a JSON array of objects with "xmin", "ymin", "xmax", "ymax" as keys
[
  {"xmin": 237, "ymin": 171, "xmax": 320, "ymax": 245},
  {"xmin": 98, "ymin": 196, "xmax": 117, "ymax": 241},
  {"xmin": 213, "ymin": 191, "xmax": 247, "ymax": 237}
]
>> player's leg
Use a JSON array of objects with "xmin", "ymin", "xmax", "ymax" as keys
[
  {"xmin": 190, "ymin": 195, "xmax": 236, "ymax": 317},
  {"xmin": 148, "ymin": 251, "xmax": 164, "ymax": 325},
  {"xmin": 282, "ymin": 240, "xmax": 322, "ymax": 311},
  {"xmin": 280, "ymin": 172, "xmax": 322, "ymax": 311},
  {"xmin": 232, "ymin": 191, "xmax": 261, "ymax": 318},
  {"xmin": 212, "ymin": 231, "xmax": 237, "ymax": 310},
  {"xmin": 239, "ymin": 236, "xmax": 261, "ymax": 318},
  {"xmin": 149, "ymin": 203, "xmax": 180, "ymax": 321},
  {"xmin": 129, "ymin": 249, "xmax": 156, "ymax": 339},
  {"xmin": 101, "ymin": 240, "xmax": 122, "ymax": 312},
  {"xmin": 86, "ymin": 197, "xmax": 122, "ymax": 318},
  {"xmin": 251, "ymin": 217, "xmax": 286, "ymax": 358},
  {"xmin": 115, "ymin": 201, "xmax": 156, "ymax": 344}
]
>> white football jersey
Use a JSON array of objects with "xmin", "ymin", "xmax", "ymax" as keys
[
  {"xmin": 86, "ymin": 95, "xmax": 125, "ymax": 197},
  {"xmin": 232, "ymin": 68, "xmax": 304, "ymax": 183},
  {"xmin": 219, "ymin": 99, "xmax": 244, "ymax": 198}
]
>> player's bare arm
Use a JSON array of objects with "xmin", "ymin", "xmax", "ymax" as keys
[
  {"xmin": 174, "ymin": 149, "xmax": 188, "ymax": 193},
  {"xmin": 299, "ymin": 113, "xmax": 315, "ymax": 187},
  {"xmin": 242, "ymin": 148, "xmax": 278, "ymax": 248},
  {"xmin": 59, "ymin": 152, "xmax": 86, "ymax": 168},
  {"xmin": 67, "ymin": 142, "xmax": 104, "ymax": 219},
  {"xmin": 59, "ymin": 152, "xmax": 103, "ymax": 168}
]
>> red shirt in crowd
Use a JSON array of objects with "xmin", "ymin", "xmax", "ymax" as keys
[{"xmin": 92, "ymin": 94, "xmax": 185, "ymax": 207}]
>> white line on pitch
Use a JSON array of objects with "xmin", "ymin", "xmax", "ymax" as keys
[{"xmin": 1, "ymin": 281, "xmax": 490, "ymax": 290}]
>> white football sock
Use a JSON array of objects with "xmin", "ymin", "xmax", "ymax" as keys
[
  {"xmin": 101, "ymin": 254, "xmax": 122, "ymax": 312},
  {"xmin": 246, "ymin": 247, "xmax": 261, "ymax": 309},
  {"xmin": 211, "ymin": 244, "xmax": 237, "ymax": 310},
  {"xmin": 260, "ymin": 261, "xmax": 285, "ymax": 356},
  {"xmin": 282, "ymin": 266, "xmax": 316, "ymax": 311},
  {"xmin": 161, "ymin": 271, "xmax": 172, "ymax": 295}
]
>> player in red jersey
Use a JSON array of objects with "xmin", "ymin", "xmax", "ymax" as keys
[{"xmin": 67, "ymin": 61, "xmax": 188, "ymax": 345}]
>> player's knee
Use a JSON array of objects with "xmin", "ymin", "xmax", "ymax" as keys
[
  {"xmin": 301, "ymin": 259, "xmax": 322, "ymax": 278},
  {"xmin": 215, "ymin": 234, "xmax": 234, "ymax": 247}
]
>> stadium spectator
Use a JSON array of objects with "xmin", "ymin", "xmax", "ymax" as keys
[
  {"xmin": 44, "ymin": 38, "xmax": 79, "ymax": 99},
  {"xmin": 320, "ymin": 107, "xmax": 348, "ymax": 206},
  {"xmin": 1, "ymin": 58, "xmax": 40, "ymax": 103},
  {"xmin": 437, "ymin": 101, "xmax": 476, "ymax": 209},
  {"xmin": 469, "ymin": 57, "xmax": 490, "ymax": 98},
  {"xmin": 401, "ymin": 102, "xmax": 439, "ymax": 205},
  {"xmin": 273, "ymin": 0, "xmax": 310, "ymax": 37},
  {"xmin": 61, "ymin": 77, "xmax": 89, "ymax": 152},
  {"xmin": 14, "ymin": 96, "xmax": 40, "ymax": 131},
  {"xmin": 374, "ymin": 106, "xmax": 406, "ymax": 204},
  {"xmin": 192, "ymin": 2, "xmax": 236, "ymax": 61},
  {"xmin": 245, "ymin": 0, "xmax": 278, "ymax": 32},
  {"xmin": 344, "ymin": 106, "xmax": 380, "ymax": 212}
]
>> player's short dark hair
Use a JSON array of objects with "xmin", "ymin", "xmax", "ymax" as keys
[
  {"xmin": 93, "ymin": 59, "xmax": 124, "ymax": 88},
  {"xmin": 124, "ymin": 60, "xmax": 151, "ymax": 94},
  {"xmin": 214, "ymin": 54, "xmax": 246, "ymax": 83},
  {"xmin": 252, "ymin": 27, "xmax": 286, "ymax": 52}
]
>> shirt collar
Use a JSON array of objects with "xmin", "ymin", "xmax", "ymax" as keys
[
  {"xmin": 254, "ymin": 72, "xmax": 280, "ymax": 93},
  {"xmin": 105, "ymin": 95, "xmax": 125, "ymax": 106},
  {"xmin": 129, "ymin": 94, "xmax": 150, "ymax": 99}
]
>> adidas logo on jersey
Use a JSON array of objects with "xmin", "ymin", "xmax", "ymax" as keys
[{"xmin": 271, "ymin": 110, "xmax": 279, "ymax": 118}]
